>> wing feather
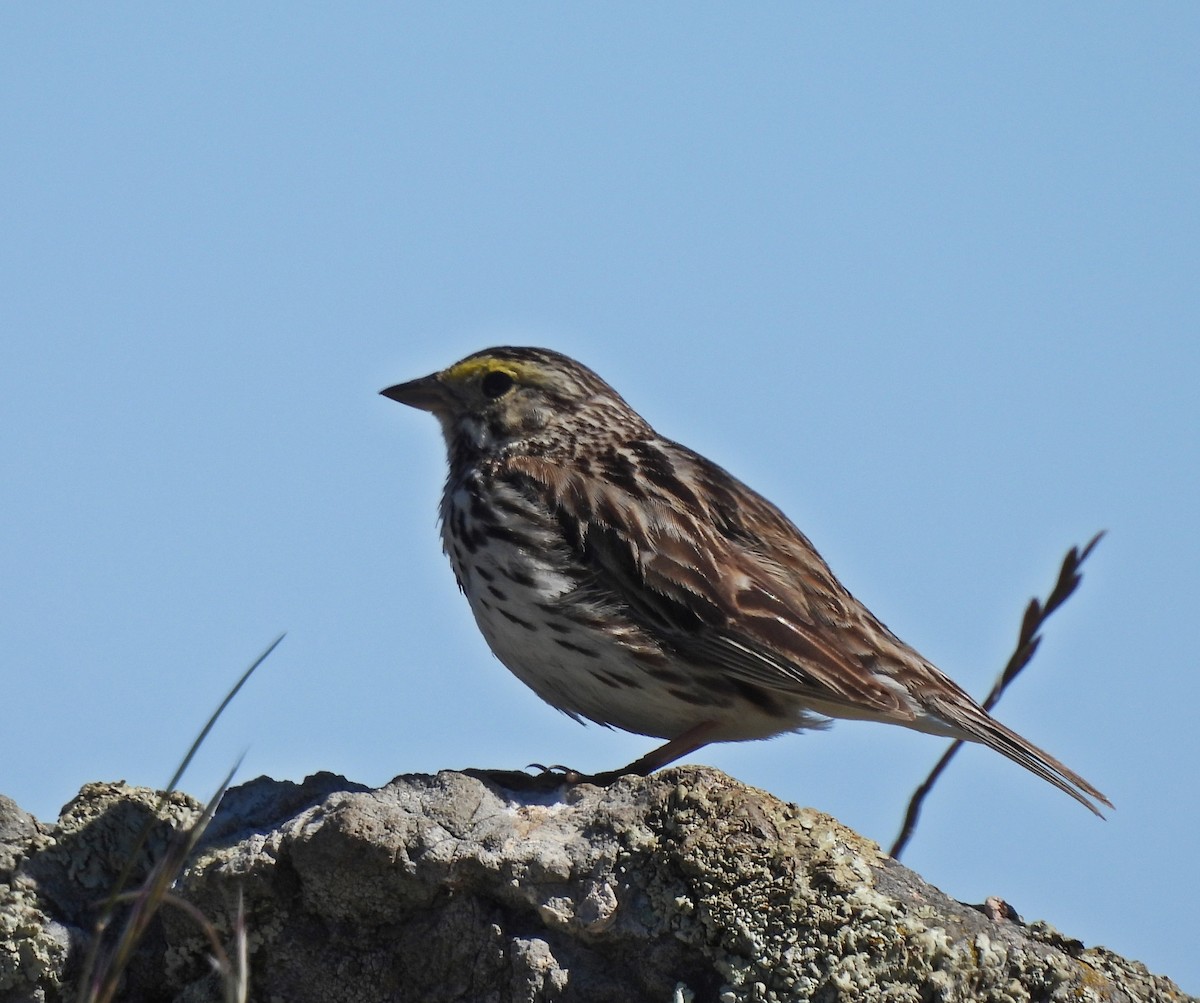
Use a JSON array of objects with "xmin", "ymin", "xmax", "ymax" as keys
[{"xmin": 505, "ymin": 447, "xmax": 914, "ymax": 719}]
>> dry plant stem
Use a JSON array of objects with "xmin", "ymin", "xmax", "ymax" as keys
[
  {"xmin": 117, "ymin": 890, "xmax": 246, "ymax": 1003},
  {"xmin": 85, "ymin": 765, "xmax": 240, "ymax": 1003},
  {"xmin": 888, "ymin": 533, "xmax": 1105, "ymax": 860},
  {"xmin": 77, "ymin": 634, "xmax": 282, "ymax": 1003}
]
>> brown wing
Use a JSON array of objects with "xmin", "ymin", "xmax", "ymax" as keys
[{"xmin": 505, "ymin": 441, "xmax": 920, "ymax": 722}]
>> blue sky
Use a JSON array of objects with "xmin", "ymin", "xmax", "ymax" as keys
[{"xmin": 2, "ymin": 5, "xmax": 1197, "ymax": 992}]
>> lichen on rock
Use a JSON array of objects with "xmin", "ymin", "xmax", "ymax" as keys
[{"xmin": 0, "ymin": 770, "xmax": 1192, "ymax": 1002}]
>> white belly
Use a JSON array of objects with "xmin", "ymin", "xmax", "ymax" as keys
[{"xmin": 439, "ymin": 480, "xmax": 816, "ymax": 743}]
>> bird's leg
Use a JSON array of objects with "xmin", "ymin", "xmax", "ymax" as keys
[
  {"xmin": 588, "ymin": 721, "xmax": 721, "ymax": 784},
  {"xmin": 514, "ymin": 722, "xmax": 721, "ymax": 787}
]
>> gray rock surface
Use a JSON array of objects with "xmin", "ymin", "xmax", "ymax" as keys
[{"xmin": 0, "ymin": 769, "xmax": 1192, "ymax": 1002}]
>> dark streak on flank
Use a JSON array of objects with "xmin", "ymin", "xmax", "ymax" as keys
[
  {"xmin": 605, "ymin": 671, "xmax": 641, "ymax": 689},
  {"xmin": 667, "ymin": 687, "xmax": 720, "ymax": 707},
  {"xmin": 729, "ymin": 678, "xmax": 785, "ymax": 716},
  {"xmin": 644, "ymin": 665, "xmax": 689, "ymax": 685},
  {"xmin": 498, "ymin": 608, "xmax": 536, "ymax": 631},
  {"xmin": 500, "ymin": 565, "xmax": 538, "ymax": 588},
  {"xmin": 554, "ymin": 638, "xmax": 600, "ymax": 658},
  {"xmin": 485, "ymin": 522, "xmax": 542, "ymax": 549}
]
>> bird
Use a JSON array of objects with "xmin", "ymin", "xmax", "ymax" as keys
[{"xmin": 381, "ymin": 346, "xmax": 1109, "ymax": 815}]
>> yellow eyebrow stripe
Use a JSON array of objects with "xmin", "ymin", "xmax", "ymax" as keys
[{"xmin": 444, "ymin": 357, "xmax": 546, "ymax": 385}]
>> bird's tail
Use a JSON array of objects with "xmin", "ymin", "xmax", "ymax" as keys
[{"xmin": 928, "ymin": 695, "xmax": 1112, "ymax": 816}]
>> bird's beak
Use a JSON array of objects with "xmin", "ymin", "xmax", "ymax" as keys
[{"xmin": 380, "ymin": 373, "xmax": 452, "ymax": 413}]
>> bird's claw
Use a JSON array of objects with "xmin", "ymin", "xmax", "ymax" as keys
[{"xmin": 525, "ymin": 763, "xmax": 595, "ymax": 784}]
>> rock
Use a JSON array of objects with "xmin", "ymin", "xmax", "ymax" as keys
[{"xmin": 0, "ymin": 769, "xmax": 1191, "ymax": 1002}]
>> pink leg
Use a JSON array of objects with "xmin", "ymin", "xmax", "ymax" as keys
[{"xmin": 592, "ymin": 720, "xmax": 721, "ymax": 782}]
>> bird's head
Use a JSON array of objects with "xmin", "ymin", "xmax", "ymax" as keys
[{"xmin": 382, "ymin": 347, "xmax": 643, "ymax": 455}]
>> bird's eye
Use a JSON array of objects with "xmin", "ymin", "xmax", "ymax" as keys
[{"xmin": 481, "ymin": 370, "xmax": 515, "ymax": 399}]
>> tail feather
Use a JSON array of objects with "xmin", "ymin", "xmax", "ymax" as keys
[{"xmin": 932, "ymin": 697, "xmax": 1112, "ymax": 816}]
